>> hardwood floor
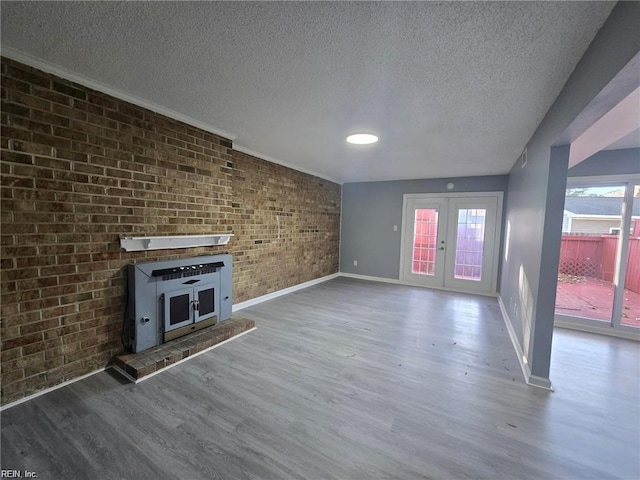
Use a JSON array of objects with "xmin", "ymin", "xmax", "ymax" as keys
[{"xmin": 2, "ymin": 277, "xmax": 639, "ymax": 479}]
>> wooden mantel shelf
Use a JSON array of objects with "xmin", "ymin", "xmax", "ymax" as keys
[{"xmin": 120, "ymin": 234, "xmax": 234, "ymax": 252}]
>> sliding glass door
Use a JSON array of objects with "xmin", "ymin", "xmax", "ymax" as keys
[{"xmin": 555, "ymin": 179, "xmax": 639, "ymax": 335}]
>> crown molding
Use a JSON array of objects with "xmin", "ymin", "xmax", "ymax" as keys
[
  {"xmin": 1, "ymin": 47, "xmax": 237, "ymax": 141},
  {"xmin": 233, "ymin": 145, "xmax": 342, "ymax": 185}
]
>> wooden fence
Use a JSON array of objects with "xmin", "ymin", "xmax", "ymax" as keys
[{"xmin": 559, "ymin": 234, "xmax": 640, "ymax": 294}]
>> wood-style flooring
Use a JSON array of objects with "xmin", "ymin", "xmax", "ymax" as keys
[{"xmin": 2, "ymin": 277, "xmax": 639, "ymax": 479}]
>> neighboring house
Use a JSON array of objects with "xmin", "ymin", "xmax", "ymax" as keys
[{"xmin": 562, "ymin": 196, "xmax": 640, "ymax": 235}]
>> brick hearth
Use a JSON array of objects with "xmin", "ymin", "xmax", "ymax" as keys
[{"xmin": 112, "ymin": 317, "xmax": 255, "ymax": 381}]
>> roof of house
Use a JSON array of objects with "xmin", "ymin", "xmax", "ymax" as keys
[{"xmin": 564, "ymin": 196, "xmax": 640, "ymax": 216}]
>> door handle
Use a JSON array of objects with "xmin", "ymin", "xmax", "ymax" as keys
[{"xmin": 193, "ymin": 300, "xmax": 200, "ymax": 311}]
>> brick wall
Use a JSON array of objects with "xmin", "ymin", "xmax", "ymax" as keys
[
  {"xmin": 231, "ymin": 151, "xmax": 340, "ymax": 300},
  {"xmin": 0, "ymin": 57, "xmax": 341, "ymax": 405}
]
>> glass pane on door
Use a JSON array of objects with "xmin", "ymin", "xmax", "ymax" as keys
[
  {"xmin": 454, "ymin": 208, "xmax": 486, "ymax": 281},
  {"xmin": 412, "ymin": 208, "xmax": 439, "ymax": 275}
]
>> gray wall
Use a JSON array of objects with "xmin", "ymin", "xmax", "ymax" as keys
[
  {"xmin": 500, "ymin": 2, "xmax": 640, "ymax": 382},
  {"xmin": 340, "ymin": 175, "xmax": 508, "ymax": 279},
  {"xmin": 568, "ymin": 148, "xmax": 640, "ymax": 177}
]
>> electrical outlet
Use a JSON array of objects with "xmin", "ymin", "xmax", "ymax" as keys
[
  {"xmin": 393, "ymin": 225, "xmax": 398, "ymax": 231},
  {"xmin": 353, "ymin": 260, "xmax": 358, "ymax": 266}
]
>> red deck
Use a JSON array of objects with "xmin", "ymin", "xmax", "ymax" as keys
[{"xmin": 555, "ymin": 276, "xmax": 640, "ymax": 328}]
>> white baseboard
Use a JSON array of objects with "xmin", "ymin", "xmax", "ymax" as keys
[
  {"xmin": 338, "ymin": 272, "xmax": 402, "ymax": 284},
  {"xmin": 339, "ymin": 272, "xmax": 498, "ymax": 298},
  {"xmin": 232, "ymin": 273, "xmax": 340, "ymax": 311},
  {"xmin": 528, "ymin": 374, "xmax": 554, "ymax": 390},
  {"xmin": 232, "ymin": 272, "xmax": 402, "ymax": 313},
  {"xmin": 0, "ymin": 367, "xmax": 107, "ymax": 412},
  {"xmin": 497, "ymin": 296, "xmax": 554, "ymax": 391}
]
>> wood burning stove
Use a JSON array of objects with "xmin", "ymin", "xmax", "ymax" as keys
[{"xmin": 126, "ymin": 254, "xmax": 232, "ymax": 352}]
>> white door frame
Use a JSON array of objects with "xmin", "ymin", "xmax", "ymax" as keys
[
  {"xmin": 399, "ymin": 192, "xmax": 504, "ymax": 296},
  {"xmin": 399, "ymin": 196, "xmax": 448, "ymax": 288}
]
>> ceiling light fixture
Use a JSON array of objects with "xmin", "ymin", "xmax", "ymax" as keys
[{"xmin": 346, "ymin": 133, "xmax": 378, "ymax": 145}]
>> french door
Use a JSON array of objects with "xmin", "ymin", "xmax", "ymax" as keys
[{"xmin": 400, "ymin": 193, "xmax": 502, "ymax": 295}]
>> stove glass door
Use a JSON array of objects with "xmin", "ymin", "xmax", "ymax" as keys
[
  {"xmin": 164, "ymin": 288, "xmax": 195, "ymax": 332},
  {"xmin": 194, "ymin": 285, "xmax": 217, "ymax": 323}
]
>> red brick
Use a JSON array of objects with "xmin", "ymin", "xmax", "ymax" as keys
[
  {"xmin": 9, "ymin": 139, "xmax": 54, "ymax": 156},
  {"xmin": 0, "ymin": 369, "xmax": 25, "ymax": 386},
  {"xmin": 0, "ymin": 347, "xmax": 22, "ymax": 363},
  {"xmin": 5, "ymin": 64, "xmax": 51, "ymax": 88},
  {"xmin": 9, "ymin": 116, "xmax": 52, "ymax": 135},
  {"xmin": 40, "ymin": 264, "xmax": 76, "ymax": 277},
  {"xmin": 3, "ymin": 77, "xmax": 31, "ymax": 95},
  {"xmin": 42, "ymin": 304, "xmax": 78, "ymax": 320},
  {"xmin": 30, "ymin": 109, "xmax": 71, "ymax": 128},
  {"xmin": 24, "ymin": 357, "xmax": 64, "ymax": 378},
  {"xmin": 33, "ymin": 156, "xmax": 71, "ymax": 170},
  {"xmin": 87, "ymin": 93, "xmax": 118, "ymax": 111},
  {"xmin": 52, "ymin": 81, "xmax": 87, "ymax": 100},
  {"xmin": 31, "ymin": 86, "xmax": 73, "ymax": 106},
  {"xmin": 9, "ymin": 91, "xmax": 51, "ymax": 111},
  {"xmin": 52, "ymin": 103, "xmax": 87, "ymax": 122},
  {"xmin": 1, "ymin": 101, "xmax": 30, "ymax": 117},
  {"xmin": 37, "ymin": 244, "xmax": 74, "ymax": 255},
  {"xmin": 21, "ymin": 338, "xmax": 63, "ymax": 356},
  {"xmin": 1, "ymin": 332, "xmax": 43, "ymax": 350},
  {"xmin": 19, "ymin": 319, "xmax": 61, "ymax": 336}
]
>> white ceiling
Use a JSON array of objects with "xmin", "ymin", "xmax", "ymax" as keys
[
  {"xmin": 569, "ymin": 87, "xmax": 640, "ymax": 167},
  {"xmin": 602, "ymin": 127, "xmax": 640, "ymax": 151},
  {"xmin": 1, "ymin": 1, "xmax": 616, "ymax": 184}
]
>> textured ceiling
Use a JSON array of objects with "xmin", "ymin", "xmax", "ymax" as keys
[{"xmin": 1, "ymin": 1, "xmax": 616, "ymax": 183}]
